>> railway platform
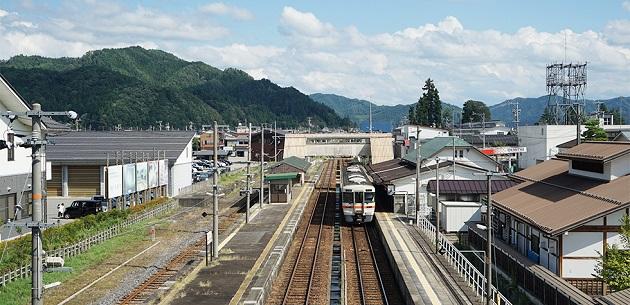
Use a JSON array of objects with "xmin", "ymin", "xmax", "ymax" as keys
[
  {"xmin": 160, "ymin": 183, "xmax": 314, "ymax": 305},
  {"xmin": 375, "ymin": 212, "xmax": 482, "ymax": 305}
]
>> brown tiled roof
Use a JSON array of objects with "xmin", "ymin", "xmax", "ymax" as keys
[
  {"xmin": 366, "ymin": 159, "xmax": 488, "ymax": 185},
  {"xmin": 493, "ymin": 159, "xmax": 630, "ymax": 235},
  {"xmin": 597, "ymin": 288, "xmax": 630, "ymax": 305},
  {"xmin": 427, "ymin": 180, "xmax": 519, "ymax": 195},
  {"xmin": 555, "ymin": 141, "xmax": 630, "ymax": 161}
]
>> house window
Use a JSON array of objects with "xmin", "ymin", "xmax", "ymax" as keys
[
  {"xmin": 236, "ymin": 151, "xmax": 245, "ymax": 157},
  {"xmin": 531, "ymin": 234, "xmax": 540, "ymax": 254},
  {"xmin": 7, "ymin": 132, "xmax": 14, "ymax": 161},
  {"xmin": 572, "ymin": 160, "xmax": 604, "ymax": 173},
  {"xmin": 458, "ymin": 150, "xmax": 463, "ymax": 158}
]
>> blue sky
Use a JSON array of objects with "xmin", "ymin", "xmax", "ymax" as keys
[{"xmin": 1, "ymin": 1, "xmax": 629, "ymax": 106}]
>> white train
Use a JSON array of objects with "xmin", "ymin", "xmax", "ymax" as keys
[{"xmin": 340, "ymin": 163, "xmax": 376, "ymax": 223}]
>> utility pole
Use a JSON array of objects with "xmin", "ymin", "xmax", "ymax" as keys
[
  {"xmin": 2, "ymin": 103, "xmax": 78, "ymax": 305},
  {"xmin": 260, "ymin": 124, "xmax": 265, "ymax": 207},
  {"xmin": 452, "ymin": 137, "xmax": 456, "ymax": 179},
  {"xmin": 482, "ymin": 113, "xmax": 486, "ymax": 149},
  {"xmin": 474, "ymin": 171, "xmax": 506, "ymax": 305},
  {"xmin": 31, "ymin": 104, "xmax": 43, "ymax": 305},
  {"xmin": 274, "ymin": 121, "xmax": 278, "ymax": 163},
  {"xmin": 246, "ymin": 123, "xmax": 252, "ymax": 223},
  {"xmin": 213, "ymin": 121, "xmax": 219, "ymax": 258},
  {"xmin": 369, "ymin": 102, "xmax": 373, "ymax": 133},
  {"xmin": 434, "ymin": 157, "xmax": 440, "ymax": 253},
  {"xmin": 415, "ymin": 128, "xmax": 421, "ymax": 225},
  {"xmin": 575, "ymin": 103, "xmax": 581, "ymax": 145}
]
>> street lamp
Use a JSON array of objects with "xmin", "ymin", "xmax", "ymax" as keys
[{"xmin": 1, "ymin": 103, "xmax": 77, "ymax": 305}]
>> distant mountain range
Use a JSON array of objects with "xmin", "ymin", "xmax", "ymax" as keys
[
  {"xmin": 490, "ymin": 96, "xmax": 629, "ymax": 126},
  {"xmin": 312, "ymin": 93, "xmax": 629, "ymax": 130},
  {"xmin": 0, "ymin": 46, "xmax": 353, "ymax": 129},
  {"xmin": 310, "ymin": 93, "xmax": 461, "ymax": 131}
]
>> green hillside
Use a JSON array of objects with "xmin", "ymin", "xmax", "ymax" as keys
[
  {"xmin": 0, "ymin": 46, "xmax": 353, "ymax": 129},
  {"xmin": 310, "ymin": 93, "xmax": 461, "ymax": 131}
]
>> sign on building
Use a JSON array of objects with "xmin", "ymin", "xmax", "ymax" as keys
[
  {"xmin": 148, "ymin": 161, "xmax": 158, "ymax": 188},
  {"xmin": 123, "ymin": 164, "xmax": 136, "ymax": 195},
  {"xmin": 158, "ymin": 159, "xmax": 168, "ymax": 186},
  {"xmin": 107, "ymin": 165, "xmax": 123, "ymax": 198},
  {"xmin": 136, "ymin": 162, "xmax": 148, "ymax": 191}
]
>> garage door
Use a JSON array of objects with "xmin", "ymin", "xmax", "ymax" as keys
[
  {"xmin": 48, "ymin": 166, "xmax": 63, "ymax": 197},
  {"xmin": 68, "ymin": 166, "xmax": 100, "ymax": 197}
]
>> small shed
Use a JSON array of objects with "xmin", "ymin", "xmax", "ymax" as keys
[
  {"xmin": 270, "ymin": 156, "xmax": 311, "ymax": 185},
  {"xmin": 265, "ymin": 173, "xmax": 298, "ymax": 204},
  {"xmin": 440, "ymin": 201, "xmax": 482, "ymax": 232}
]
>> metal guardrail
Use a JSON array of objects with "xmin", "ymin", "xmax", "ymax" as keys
[
  {"xmin": 0, "ymin": 200, "xmax": 176, "ymax": 287},
  {"xmin": 416, "ymin": 216, "xmax": 512, "ymax": 305}
]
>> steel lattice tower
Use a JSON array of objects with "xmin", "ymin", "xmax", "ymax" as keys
[{"xmin": 545, "ymin": 62, "xmax": 587, "ymax": 125}]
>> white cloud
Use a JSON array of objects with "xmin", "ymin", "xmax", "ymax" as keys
[
  {"xmin": 0, "ymin": 9, "xmax": 9, "ymax": 18},
  {"xmin": 0, "ymin": 4, "xmax": 629, "ymax": 107},
  {"xmin": 200, "ymin": 2, "xmax": 253, "ymax": 20},
  {"xmin": 623, "ymin": 1, "xmax": 630, "ymax": 11}
]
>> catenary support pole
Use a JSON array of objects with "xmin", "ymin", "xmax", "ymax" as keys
[
  {"xmin": 213, "ymin": 121, "xmax": 219, "ymax": 258},
  {"xmin": 246, "ymin": 123, "xmax": 252, "ymax": 223},
  {"xmin": 486, "ymin": 174, "xmax": 492, "ymax": 305},
  {"xmin": 31, "ymin": 103, "xmax": 43, "ymax": 305},
  {"xmin": 415, "ymin": 128, "xmax": 421, "ymax": 225},
  {"xmin": 260, "ymin": 124, "xmax": 265, "ymax": 207},
  {"xmin": 435, "ymin": 157, "xmax": 440, "ymax": 253}
]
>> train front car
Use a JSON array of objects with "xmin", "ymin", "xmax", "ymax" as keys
[{"xmin": 341, "ymin": 164, "xmax": 376, "ymax": 223}]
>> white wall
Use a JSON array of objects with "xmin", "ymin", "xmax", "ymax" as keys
[
  {"xmin": 610, "ymin": 154, "xmax": 630, "ymax": 179},
  {"xmin": 518, "ymin": 125, "xmax": 581, "ymax": 169},
  {"xmin": 0, "ymin": 110, "xmax": 31, "ymax": 177},
  {"xmin": 169, "ymin": 138, "xmax": 193, "ymax": 196}
]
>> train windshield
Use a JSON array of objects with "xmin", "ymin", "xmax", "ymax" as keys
[
  {"xmin": 364, "ymin": 192, "xmax": 375, "ymax": 202},
  {"xmin": 354, "ymin": 192, "xmax": 363, "ymax": 203},
  {"xmin": 343, "ymin": 192, "xmax": 353, "ymax": 203}
]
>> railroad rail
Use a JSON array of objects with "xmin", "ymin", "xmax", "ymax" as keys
[
  {"xmin": 267, "ymin": 159, "xmax": 337, "ymax": 305},
  {"xmin": 343, "ymin": 223, "xmax": 403, "ymax": 305},
  {"xmin": 117, "ymin": 194, "xmax": 253, "ymax": 304}
]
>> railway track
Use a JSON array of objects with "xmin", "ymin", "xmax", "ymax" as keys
[
  {"xmin": 342, "ymin": 222, "xmax": 403, "ymax": 305},
  {"xmin": 267, "ymin": 160, "xmax": 337, "ymax": 305},
  {"xmin": 116, "ymin": 194, "xmax": 254, "ymax": 305}
]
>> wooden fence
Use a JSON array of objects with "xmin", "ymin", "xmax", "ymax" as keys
[{"xmin": 0, "ymin": 200, "xmax": 176, "ymax": 287}]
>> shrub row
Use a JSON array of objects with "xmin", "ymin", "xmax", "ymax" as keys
[{"xmin": 0, "ymin": 197, "xmax": 168, "ymax": 274}]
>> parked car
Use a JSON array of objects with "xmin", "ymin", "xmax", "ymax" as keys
[
  {"xmin": 92, "ymin": 195, "xmax": 115, "ymax": 211},
  {"xmin": 64, "ymin": 200, "xmax": 102, "ymax": 219}
]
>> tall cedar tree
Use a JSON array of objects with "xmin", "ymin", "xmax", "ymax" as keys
[{"xmin": 414, "ymin": 78, "xmax": 442, "ymax": 127}]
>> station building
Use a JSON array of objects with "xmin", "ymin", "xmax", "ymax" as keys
[
  {"xmin": 283, "ymin": 132, "xmax": 394, "ymax": 164},
  {"xmin": 46, "ymin": 131, "xmax": 195, "ymax": 199}
]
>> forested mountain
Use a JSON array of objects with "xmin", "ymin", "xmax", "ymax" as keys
[
  {"xmin": 0, "ymin": 47, "xmax": 353, "ymax": 129},
  {"xmin": 310, "ymin": 93, "xmax": 461, "ymax": 131},
  {"xmin": 313, "ymin": 93, "xmax": 629, "ymax": 130},
  {"xmin": 490, "ymin": 96, "xmax": 630, "ymax": 126}
]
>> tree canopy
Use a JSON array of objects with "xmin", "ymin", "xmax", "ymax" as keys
[
  {"xmin": 0, "ymin": 46, "xmax": 354, "ymax": 130},
  {"xmin": 462, "ymin": 100, "xmax": 491, "ymax": 123},
  {"xmin": 582, "ymin": 119, "xmax": 607, "ymax": 141},
  {"xmin": 596, "ymin": 215, "xmax": 630, "ymax": 291},
  {"xmin": 409, "ymin": 78, "xmax": 443, "ymax": 127}
]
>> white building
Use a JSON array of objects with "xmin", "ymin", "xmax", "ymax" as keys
[
  {"xmin": 518, "ymin": 125, "xmax": 584, "ymax": 169},
  {"xmin": 367, "ymin": 137, "xmax": 503, "ymax": 214},
  {"xmin": 283, "ymin": 132, "xmax": 393, "ymax": 164},
  {"xmin": 0, "ymin": 75, "xmax": 35, "ymax": 223},
  {"xmin": 480, "ymin": 141, "xmax": 630, "ymax": 295}
]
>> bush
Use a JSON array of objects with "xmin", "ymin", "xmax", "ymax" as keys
[{"xmin": 0, "ymin": 197, "xmax": 168, "ymax": 274}]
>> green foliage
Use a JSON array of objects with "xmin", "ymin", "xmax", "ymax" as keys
[
  {"xmin": 596, "ymin": 215, "xmax": 630, "ymax": 291},
  {"xmin": 0, "ymin": 197, "xmax": 166, "ymax": 274},
  {"xmin": 0, "ymin": 46, "xmax": 352, "ymax": 129},
  {"xmin": 462, "ymin": 100, "xmax": 491, "ymax": 123},
  {"xmin": 192, "ymin": 137, "xmax": 200, "ymax": 151},
  {"xmin": 410, "ymin": 78, "xmax": 442, "ymax": 127},
  {"xmin": 538, "ymin": 106, "xmax": 554, "ymax": 124},
  {"xmin": 582, "ymin": 119, "xmax": 607, "ymax": 141}
]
